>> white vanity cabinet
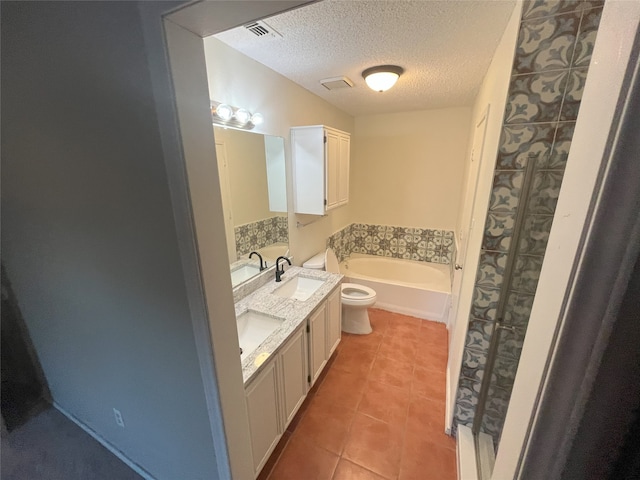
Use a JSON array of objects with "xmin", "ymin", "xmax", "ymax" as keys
[
  {"xmin": 291, "ymin": 125, "xmax": 350, "ymax": 215},
  {"xmin": 244, "ymin": 285, "xmax": 342, "ymax": 477},
  {"xmin": 245, "ymin": 360, "xmax": 280, "ymax": 475},
  {"xmin": 245, "ymin": 323, "xmax": 308, "ymax": 477},
  {"xmin": 326, "ymin": 288, "xmax": 342, "ymax": 357},
  {"xmin": 308, "ymin": 302, "xmax": 328, "ymax": 386},
  {"xmin": 278, "ymin": 326, "xmax": 308, "ymax": 428},
  {"xmin": 308, "ymin": 287, "xmax": 342, "ymax": 387}
]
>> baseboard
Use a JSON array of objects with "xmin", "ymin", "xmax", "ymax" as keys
[
  {"xmin": 53, "ymin": 402, "xmax": 155, "ymax": 480},
  {"xmin": 374, "ymin": 302, "xmax": 446, "ymax": 323}
]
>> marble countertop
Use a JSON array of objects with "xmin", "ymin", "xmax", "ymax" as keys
[{"xmin": 236, "ymin": 266, "xmax": 343, "ymax": 385}]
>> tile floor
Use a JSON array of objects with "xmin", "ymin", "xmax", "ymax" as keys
[{"xmin": 259, "ymin": 308, "xmax": 456, "ymax": 480}]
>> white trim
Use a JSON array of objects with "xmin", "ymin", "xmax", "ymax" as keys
[
  {"xmin": 457, "ymin": 425, "xmax": 479, "ymax": 480},
  {"xmin": 492, "ymin": 2, "xmax": 640, "ymax": 478},
  {"xmin": 373, "ymin": 301, "xmax": 447, "ymax": 323},
  {"xmin": 137, "ymin": 5, "xmax": 235, "ymax": 479},
  {"xmin": 53, "ymin": 402, "xmax": 155, "ymax": 480},
  {"xmin": 161, "ymin": 18, "xmax": 255, "ymax": 480},
  {"xmin": 445, "ymin": 366, "xmax": 452, "ymax": 435},
  {"xmin": 477, "ymin": 432, "xmax": 496, "ymax": 480}
]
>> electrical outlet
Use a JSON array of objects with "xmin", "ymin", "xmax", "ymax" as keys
[{"xmin": 113, "ymin": 408, "xmax": 125, "ymax": 428}]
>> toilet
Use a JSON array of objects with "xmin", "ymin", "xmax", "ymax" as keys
[{"xmin": 303, "ymin": 249, "xmax": 377, "ymax": 334}]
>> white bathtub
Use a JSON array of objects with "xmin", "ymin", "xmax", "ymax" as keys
[{"xmin": 340, "ymin": 253, "xmax": 451, "ymax": 322}]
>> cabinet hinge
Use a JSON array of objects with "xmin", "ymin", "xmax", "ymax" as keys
[
  {"xmin": 324, "ymin": 135, "xmax": 327, "ymax": 144},
  {"xmin": 307, "ymin": 375, "xmax": 311, "ymax": 384},
  {"xmin": 306, "ymin": 324, "xmax": 310, "ymax": 333},
  {"xmin": 324, "ymin": 199, "xmax": 327, "ymax": 206}
]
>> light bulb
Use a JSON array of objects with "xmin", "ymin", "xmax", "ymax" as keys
[
  {"xmin": 250, "ymin": 112, "xmax": 264, "ymax": 125},
  {"xmin": 215, "ymin": 103, "xmax": 233, "ymax": 121},
  {"xmin": 234, "ymin": 108, "xmax": 251, "ymax": 125}
]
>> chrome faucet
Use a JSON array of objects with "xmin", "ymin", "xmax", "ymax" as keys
[
  {"xmin": 249, "ymin": 251, "xmax": 266, "ymax": 271},
  {"xmin": 275, "ymin": 256, "xmax": 291, "ymax": 282}
]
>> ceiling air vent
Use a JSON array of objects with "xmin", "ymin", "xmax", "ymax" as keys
[
  {"xmin": 320, "ymin": 76, "xmax": 355, "ymax": 91},
  {"xmin": 244, "ymin": 21, "xmax": 282, "ymax": 39}
]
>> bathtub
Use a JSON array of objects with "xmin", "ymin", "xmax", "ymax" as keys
[{"xmin": 339, "ymin": 253, "xmax": 451, "ymax": 322}]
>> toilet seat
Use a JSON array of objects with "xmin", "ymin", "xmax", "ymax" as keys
[{"xmin": 341, "ymin": 283, "xmax": 377, "ymax": 306}]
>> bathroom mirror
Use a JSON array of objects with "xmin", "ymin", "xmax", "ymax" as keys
[{"xmin": 213, "ymin": 126, "xmax": 289, "ymax": 287}]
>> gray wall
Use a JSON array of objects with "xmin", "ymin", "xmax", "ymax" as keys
[{"xmin": 1, "ymin": 2, "xmax": 218, "ymax": 478}]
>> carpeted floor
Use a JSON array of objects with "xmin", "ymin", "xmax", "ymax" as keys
[{"xmin": 1, "ymin": 407, "xmax": 143, "ymax": 480}]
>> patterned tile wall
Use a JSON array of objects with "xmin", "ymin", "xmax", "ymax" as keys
[
  {"xmin": 453, "ymin": 0, "xmax": 603, "ymax": 443},
  {"xmin": 234, "ymin": 215, "xmax": 288, "ymax": 259},
  {"xmin": 327, "ymin": 223, "xmax": 455, "ymax": 265},
  {"xmin": 327, "ymin": 224, "xmax": 353, "ymax": 263}
]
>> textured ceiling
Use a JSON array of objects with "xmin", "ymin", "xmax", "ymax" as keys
[{"xmin": 214, "ymin": 0, "xmax": 516, "ymax": 116}]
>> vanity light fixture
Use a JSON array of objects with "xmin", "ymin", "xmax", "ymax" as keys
[
  {"xmin": 210, "ymin": 100, "xmax": 263, "ymax": 130},
  {"xmin": 362, "ymin": 65, "xmax": 404, "ymax": 92}
]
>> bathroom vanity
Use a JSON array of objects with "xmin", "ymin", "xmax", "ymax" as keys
[{"xmin": 234, "ymin": 266, "xmax": 342, "ymax": 476}]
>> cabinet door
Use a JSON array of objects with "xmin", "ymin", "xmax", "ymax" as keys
[
  {"xmin": 245, "ymin": 361, "xmax": 281, "ymax": 474},
  {"xmin": 337, "ymin": 134, "xmax": 350, "ymax": 205},
  {"xmin": 325, "ymin": 131, "xmax": 340, "ymax": 210},
  {"xmin": 291, "ymin": 126, "xmax": 327, "ymax": 215},
  {"xmin": 308, "ymin": 303, "xmax": 327, "ymax": 386},
  {"xmin": 326, "ymin": 288, "xmax": 342, "ymax": 357},
  {"xmin": 279, "ymin": 327, "xmax": 308, "ymax": 428}
]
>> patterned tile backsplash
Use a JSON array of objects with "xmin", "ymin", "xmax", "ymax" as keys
[
  {"xmin": 453, "ymin": 0, "xmax": 603, "ymax": 443},
  {"xmin": 326, "ymin": 223, "xmax": 455, "ymax": 265},
  {"xmin": 234, "ymin": 216, "xmax": 288, "ymax": 259}
]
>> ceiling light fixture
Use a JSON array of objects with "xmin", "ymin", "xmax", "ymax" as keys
[{"xmin": 362, "ymin": 65, "xmax": 404, "ymax": 92}]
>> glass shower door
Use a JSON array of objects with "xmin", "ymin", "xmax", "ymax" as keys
[{"xmin": 472, "ymin": 152, "xmax": 554, "ymax": 477}]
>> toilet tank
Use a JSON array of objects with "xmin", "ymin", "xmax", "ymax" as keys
[{"xmin": 302, "ymin": 251, "xmax": 325, "ymax": 270}]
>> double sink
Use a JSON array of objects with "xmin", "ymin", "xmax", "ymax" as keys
[{"xmin": 237, "ymin": 275, "xmax": 325, "ymax": 361}]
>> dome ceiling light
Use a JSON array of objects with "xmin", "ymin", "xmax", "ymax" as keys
[{"xmin": 362, "ymin": 65, "xmax": 404, "ymax": 92}]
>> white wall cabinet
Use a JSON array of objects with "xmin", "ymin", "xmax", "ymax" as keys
[{"xmin": 291, "ymin": 125, "xmax": 350, "ymax": 215}]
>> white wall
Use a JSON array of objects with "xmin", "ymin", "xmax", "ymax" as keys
[
  {"xmin": 1, "ymin": 2, "xmax": 218, "ymax": 479},
  {"xmin": 446, "ymin": 1, "xmax": 521, "ymax": 428},
  {"xmin": 204, "ymin": 38, "xmax": 355, "ymax": 264},
  {"xmin": 352, "ymin": 108, "xmax": 471, "ymax": 230}
]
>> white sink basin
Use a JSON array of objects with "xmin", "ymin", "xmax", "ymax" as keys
[
  {"xmin": 236, "ymin": 311, "xmax": 283, "ymax": 361},
  {"xmin": 273, "ymin": 275, "xmax": 325, "ymax": 302},
  {"xmin": 231, "ymin": 264, "xmax": 261, "ymax": 287}
]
